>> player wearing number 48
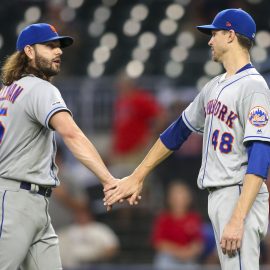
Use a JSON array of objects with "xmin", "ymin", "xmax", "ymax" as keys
[{"xmin": 104, "ymin": 8, "xmax": 270, "ymax": 270}]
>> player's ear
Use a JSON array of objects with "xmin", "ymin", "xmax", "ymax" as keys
[
  {"xmin": 24, "ymin": 45, "xmax": 35, "ymax": 60},
  {"xmin": 227, "ymin": 30, "xmax": 236, "ymax": 43}
]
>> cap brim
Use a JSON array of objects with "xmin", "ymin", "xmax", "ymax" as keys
[
  {"xmin": 197, "ymin": 25, "xmax": 220, "ymax": 35},
  {"xmin": 41, "ymin": 36, "xmax": 74, "ymax": 48},
  {"xmin": 58, "ymin": 36, "xmax": 74, "ymax": 48}
]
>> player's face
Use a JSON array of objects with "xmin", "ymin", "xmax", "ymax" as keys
[
  {"xmin": 208, "ymin": 30, "xmax": 228, "ymax": 63},
  {"xmin": 32, "ymin": 41, "xmax": 63, "ymax": 77}
]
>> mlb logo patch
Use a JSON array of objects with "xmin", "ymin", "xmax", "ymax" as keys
[{"xmin": 249, "ymin": 106, "xmax": 269, "ymax": 127}]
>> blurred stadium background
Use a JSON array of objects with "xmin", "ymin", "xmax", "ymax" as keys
[
  {"xmin": 1, "ymin": 0, "xmax": 270, "ymax": 270},
  {"xmin": 1, "ymin": 0, "xmax": 269, "ymax": 132}
]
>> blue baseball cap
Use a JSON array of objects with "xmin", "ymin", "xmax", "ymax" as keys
[
  {"xmin": 197, "ymin": 8, "xmax": 256, "ymax": 40},
  {"xmin": 16, "ymin": 23, "xmax": 74, "ymax": 51}
]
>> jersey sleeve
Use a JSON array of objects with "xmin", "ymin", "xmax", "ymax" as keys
[
  {"xmin": 25, "ymin": 81, "xmax": 71, "ymax": 130},
  {"xmin": 243, "ymin": 91, "xmax": 270, "ymax": 144},
  {"xmin": 182, "ymin": 90, "xmax": 205, "ymax": 134}
]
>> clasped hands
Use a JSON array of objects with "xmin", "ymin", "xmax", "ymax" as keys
[{"xmin": 103, "ymin": 175, "xmax": 143, "ymax": 211}]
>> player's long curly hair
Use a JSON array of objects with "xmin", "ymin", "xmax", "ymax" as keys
[{"xmin": 1, "ymin": 51, "xmax": 49, "ymax": 86}]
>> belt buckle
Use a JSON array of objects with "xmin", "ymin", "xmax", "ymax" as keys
[{"xmin": 30, "ymin": 183, "xmax": 39, "ymax": 194}]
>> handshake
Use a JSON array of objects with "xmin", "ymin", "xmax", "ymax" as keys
[
  {"xmin": 102, "ymin": 138, "xmax": 171, "ymax": 210},
  {"xmin": 103, "ymin": 174, "xmax": 144, "ymax": 211}
]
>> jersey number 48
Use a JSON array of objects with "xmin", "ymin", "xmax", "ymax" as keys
[{"xmin": 212, "ymin": 129, "xmax": 234, "ymax": 153}]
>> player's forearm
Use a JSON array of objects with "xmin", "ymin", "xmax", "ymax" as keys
[
  {"xmin": 51, "ymin": 112, "xmax": 115, "ymax": 185},
  {"xmin": 63, "ymin": 128, "xmax": 114, "ymax": 185},
  {"xmin": 231, "ymin": 174, "xmax": 263, "ymax": 222},
  {"xmin": 132, "ymin": 138, "xmax": 172, "ymax": 181}
]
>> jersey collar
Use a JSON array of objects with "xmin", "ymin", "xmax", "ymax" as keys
[
  {"xmin": 218, "ymin": 63, "xmax": 254, "ymax": 84},
  {"xmin": 236, "ymin": 63, "xmax": 254, "ymax": 74}
]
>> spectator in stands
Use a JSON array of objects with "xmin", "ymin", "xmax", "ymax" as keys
[
  {"xmin": 151, "ymin": 181, "xmax": 204, "ymax": 269},
  {"xmin": 57, "ymin": 203, "xmax": 120, "ymax": 268},
  {"xmin": 110, "ymin": 71, "xmax": 166, "ymax": 176},
  {"xmin": 108, "ymin": 71, "xmax": 167, "ymax": 222}
]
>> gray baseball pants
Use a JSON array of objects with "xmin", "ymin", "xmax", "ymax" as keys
[
  {"xmin": 0, "ymin": 179, "xmax": 62, "ymax": 270},
  {"xmin": 208, "ymin": 183, "xmax": 269, "ymax": 270}
]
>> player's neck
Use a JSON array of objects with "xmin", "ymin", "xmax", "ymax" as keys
[{"xmin": 223, "ymin": 50, "xmax": 251, "ymax": 78}]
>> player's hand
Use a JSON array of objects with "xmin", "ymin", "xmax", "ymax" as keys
[
  {"xmin": 220, "ymin": 217, "xmax": 244, "ymax": 257},
  {"xmin": 103, "ymin": 178, "xmax": 120, "ymax": 211},
  {"xmin": 103, "ymin": 177, "xmax": 142, "ymax": 211},
  {"xmin": 103, "ymin": 175, "xmax": 143, "ymax": 207}
]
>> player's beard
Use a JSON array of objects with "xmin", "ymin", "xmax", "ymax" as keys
[{"xmin": 34, "ymin": 53, "xmax": 61, "ymax": 77}]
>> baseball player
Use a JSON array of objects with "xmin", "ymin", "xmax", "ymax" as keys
[
  {"xmin": 0, "ymin": 23, "xmax": 119, "ymax": 270},
  {"xmin": 104, "ymin": 8, "xmax": 270, "ymax": 270}
]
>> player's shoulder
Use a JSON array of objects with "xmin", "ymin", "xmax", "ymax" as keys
[
  {"xmin": 19, "ymin": 75, "xmax": 59, "ymax": 95},
  {"xmin": 242, "ymin": 68, "xmax": 266, "ymax": 84},
  {"xmin": 20, "ymin": 75, "xmax": 54, "ymax": 88},
  {"xmin": 242, "ymin": 69, "xmax": 269, "ymax": 94}
]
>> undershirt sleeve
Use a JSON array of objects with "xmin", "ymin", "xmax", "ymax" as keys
[
  {"xmin": 160, "ymin": 115, "xmax": 192, "ymax": 151},
  {"xmin": 246, "ymin": 141, "xmax": 270, "ymax": 179}
]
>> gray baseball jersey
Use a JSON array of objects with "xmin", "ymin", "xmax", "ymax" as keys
[
  {"xmin": 182, "ymin": 67, "xmax": 270, "ymax": 189},
  {"xmin": 182, "ymin": 67, "xmax": 269, "ymax": 270},
  {"xmin": 0, "ymin": 74, "xmax": 71, "ymax": 186}
]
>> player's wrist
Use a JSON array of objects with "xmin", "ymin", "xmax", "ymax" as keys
[
  {"xmin": 231, "ymin": 210, "xmax": 246, "ymax": 223},
  {"xmin": 132, "ymin": 168, "xmax": 146, "ymax": 184},
  {"xmin": 101, "ymin": 174, "xmax": 117, "ymax": 186}
]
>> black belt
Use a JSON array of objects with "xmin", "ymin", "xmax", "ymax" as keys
[
  {"xmin": 20, "ymin": 181, "xmax": 52, "ymax": 197},
  {"xmin": 207, "ymin": 186, "xmax": 223, "ymax": 193},
  {"xmin": 207, "ymin": 184, "xmax": 242, "ymax": 193}
]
